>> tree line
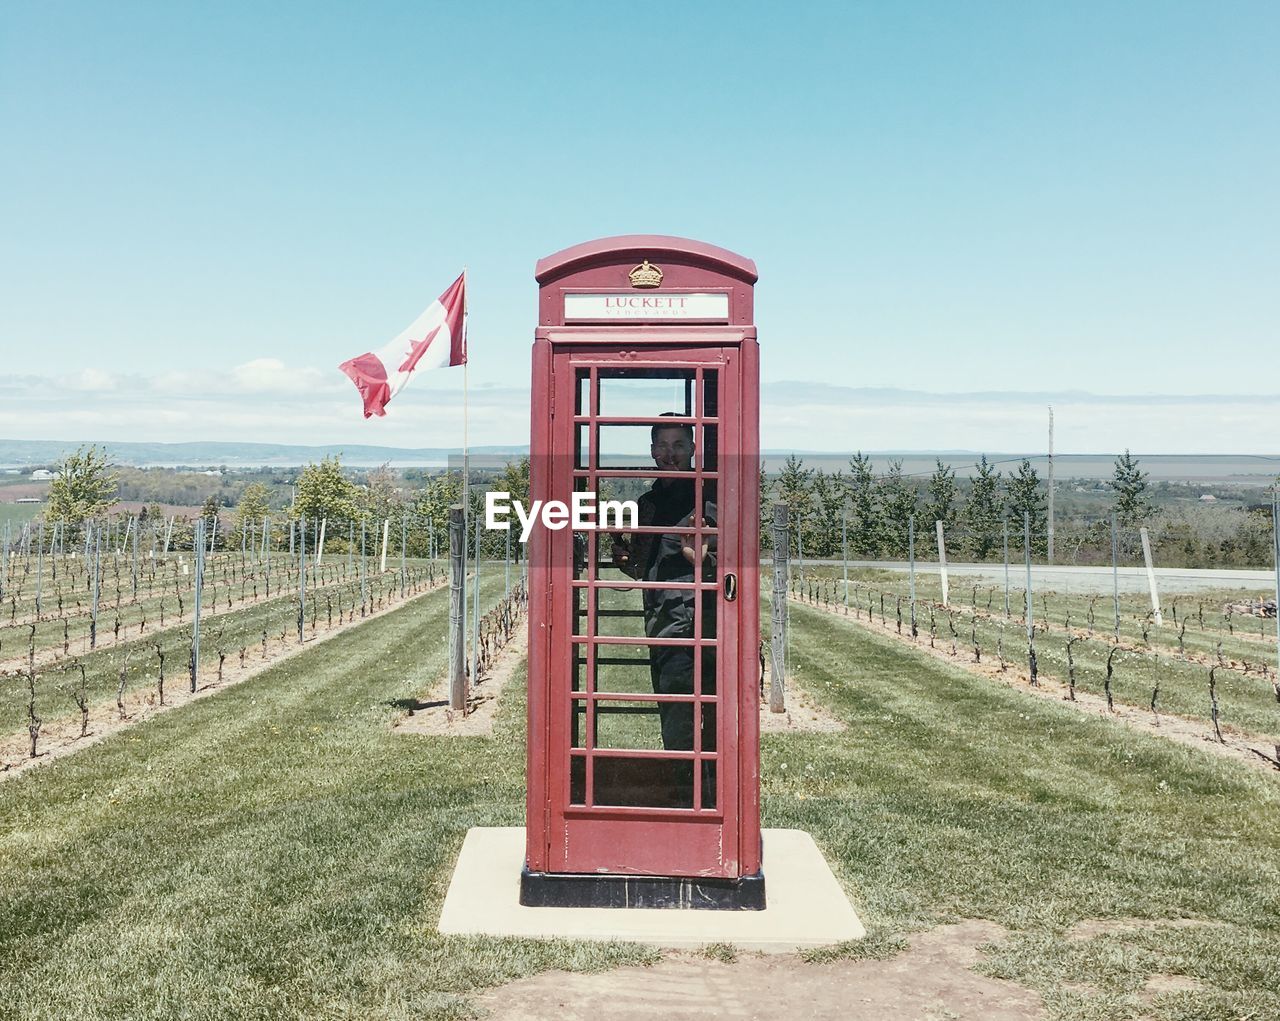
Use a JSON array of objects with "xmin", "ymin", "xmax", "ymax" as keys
[
  {"xmin": 764, "ymin": 450, "xmax": 1276, "ymax": 569},
  {"xmin": 30, "ymin": 445, "xmax": 1276, "ymax": 569}
]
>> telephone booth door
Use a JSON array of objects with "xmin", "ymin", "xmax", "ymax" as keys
[{"xmin": 547, "ymin": 347, "xmax": 741, "ymax": 878}]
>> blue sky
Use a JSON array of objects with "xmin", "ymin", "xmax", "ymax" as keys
[{"xmin": 2, "ymin": 2, "xmax": 1277, "ymax": 454}]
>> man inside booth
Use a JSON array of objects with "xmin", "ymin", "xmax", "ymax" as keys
[{"xmin": 611, "ymin": 413, "xmax": 717, "ymax": 807}]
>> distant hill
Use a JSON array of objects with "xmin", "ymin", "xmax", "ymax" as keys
[
  {"xmin": 0, "ymin": 439, "xmax": 528, "ymax": 469},
  {"xmin": 1, "ymin": 439, "xmax": 1275, "ymax": 483}
]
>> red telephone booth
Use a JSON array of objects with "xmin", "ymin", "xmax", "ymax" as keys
[{"xmin": 522, "ymin": 236, "xmax": 763, "ymax": 909}]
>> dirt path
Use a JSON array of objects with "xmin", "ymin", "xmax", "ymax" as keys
[
  {"xmin": 392, "ymin": 621, "xmax": 841, "ymax": 739},
  {"xmin": 793, "ymin": 596, "xmax": 1280, "ymax": 776},
  {"xmin": 0, "ymin": 578, "xmax": 444, "ymax": 780},
  {"xmin": 392, "ymin": 624, "xmax": 528, "ymax": 738},
  {"xmin": 476, "ymin": 920, "xmax": 1043, "ymax": 1020}
]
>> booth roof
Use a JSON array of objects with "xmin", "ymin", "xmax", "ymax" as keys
[{"xmin": 535, "ymin": 235, "xmax": 758, "ymax": 284}]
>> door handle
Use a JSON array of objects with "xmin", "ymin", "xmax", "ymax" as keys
[{"xmin": 724, "ymin": 573, "xmax": 737, "ymax": 602}]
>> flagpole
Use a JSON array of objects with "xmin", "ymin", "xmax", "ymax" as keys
[
  {"xmin": 461, "ymin": 267, "xmax": 470, "ymax": 682},
  {"xmin": 468, "ymin": 263, "xmax": 473, "ymax": 516}
]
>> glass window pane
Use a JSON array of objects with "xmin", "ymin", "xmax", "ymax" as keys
[
  {"xmin": 596, "ymin": 423, "xmax": 720, "ymax": 473},
  {"xmin": 593, "ymin": 756, "xmax": 694, "ymax": 810},
  {"xmin": 592, "ymin": 585, "xmax": 649, "ymax": 638},
  {"xmin": 697, "ymin": 422, "xmax": 718, "ymax": 473},
  {"xmin": 597, "ymin": 369, "xmax": 694, "ymax": 417},
  {"xmin": 574, "ymin": 528, "xmax": 709, "ymax": 583},
  {"xmin": 700, "ymin": 370, "xmax": 719, "ymax": 419},
  {"xmin": 570, "ymin": 754, "xmax": 586, "ymax": 805},
  {"xmin": 594, "ymin": 699, "xmax": 667, "ymax": 750},
  {"xmin": 593, "ymin": 643, "xmax": 656, "ymax": 695},
  {"xmin": 571, "ymin": 645, "xmax": 591, "ymax": 693}
]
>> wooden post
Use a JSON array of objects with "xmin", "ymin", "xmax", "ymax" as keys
[
  {"xmin": 35, "ymin": 520, "xmax": 44, "ymax": 616},
  {"xmin": 359, "ymin": 519, "xmax": 367, "ymax": 616},
  {"xmin": 1023, "ymin": 510, "xmax": 1034, "ymax": 641},
  {"xmin": 380, "ymin": 518, "xmax": 390, "ymax": 573},
  {"xmin": 908, "ymin": 514, "xmax": 917, "ymax": 635},
  {"xmin": 1002, "ymin": 515, "xmax": 1011, "ymax": 618},
  {"xmin": 936, "ymin": 520, "xmax": 950, "ymax": 607},
  {"xmin": 1272, "ymin": 487, "xmax": 1279, "ymax": 689},
  {"xmin": 449, "ymin": 505, "xmax": 467, "ymax": 711},
  {"xmin": 90, "ymin": 523, "xmax": 100, "ymax": 649},
  {"xmin": 471, "ymin": 511, "xmax": 481, "ymax": 683},
  {"xmin": 1111, "ymin": 513, "xmax": 1121, "ymax": 641},
  {"xmin": 841, "ymin": 506, "xmax": 848, "ymax": 612},
  {"xmin": 770, "ymin": 503, "xmax": 788, "ymax": 713},
  {"xmin": 191, "ymin": 518, "xmax": 205, "ymax": 691},
  {"xmin": 297, "ymin": 518, "xmax": 306, "ymax": 644},
  {"xmin": 1140, "ymin": 526, "xmax": 1163, "ymax": 626}
]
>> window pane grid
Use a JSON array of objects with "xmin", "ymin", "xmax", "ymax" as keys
[{"xmin": 569, "ymin": 365, "xmax": 721, "ymax": 813}]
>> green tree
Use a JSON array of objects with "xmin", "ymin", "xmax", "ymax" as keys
[
  {"xmin": 758, "ymin": 460, "xmax": 773, "ymax": 551},
  {"xmin": 923, "ymin": 459, "xmax": 957, "ymax": 532},
  {"xmin": 775, "ymin": 455, "xmax": 814, "ymax": 548},
  {"xmin": 963, "ymin": 455, "xmax": 1004, "ymax": 560},
  {"xmin": 845, "ymin": 452, "xmax": 882, "ymax": 557},
  {"xmin": 46, "ymin": 445, "xmax": 118, "ymax": 525},
  {"xmin": 499, "ymin": 456, "xmax": 531, "ymax": 509},
  {"xmin": 411, "ymin": 471, "xmax": 464, "ymax": 553},
  {"xmin": 200, "ymin": 495, "xmax": 222, "ymax": 549},
  {"xmin": 294, "ymin": 456, "xmax": 360, "ymax": 525},
  {"xmin": 235, "ymin": 482, "xmax": 271, "ymax": 543},
  {"xmin": 878, "ymin": 460, "xmax": 918, "ymax": 558},
  {"xmin": 1006, "ymin": 459, "xmax": 1047, "ymax": 555},
  {"xmin": 807, "ymin": 469, "xmax": 842, "ymax": 558},
  {"xmin": 361, "ymin": 463, "xmax": 402, "ymax": 523},
  {"xmin": 1112, "ymin": 449, "xmax": 1155, "ymax": 527},
  {"xmin": 495, "ymin": 457, "xmax": 532, "ymax": 560}
]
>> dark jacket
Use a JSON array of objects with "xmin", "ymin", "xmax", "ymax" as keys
[{"xmin": 614, "ymin": 478, "xmax": 716, "ymax": 638}]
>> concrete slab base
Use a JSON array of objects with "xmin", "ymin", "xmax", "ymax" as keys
[{"xmin": 437, "ymin": 827, "xmax": 865, "ymax": 952}]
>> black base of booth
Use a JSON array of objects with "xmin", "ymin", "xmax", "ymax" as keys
[{"xmin": 519, "ymin": 867, "xmax": 766, "ymax": 911}]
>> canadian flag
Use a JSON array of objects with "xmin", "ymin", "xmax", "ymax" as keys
[{"xmin": 339, "ymin": 272, "xmax": 466, "ymax": 418}]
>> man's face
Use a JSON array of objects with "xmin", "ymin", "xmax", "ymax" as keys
[{"xmin": 651, "ymin": 427, "xmax": 694, "ymax": 472}]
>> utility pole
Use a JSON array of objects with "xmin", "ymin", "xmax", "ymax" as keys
[{"xmin": 1047, "ymin": 405, "xmax": 1055, "ymax": 566}]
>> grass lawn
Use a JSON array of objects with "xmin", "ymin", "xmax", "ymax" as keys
[
  {"xmin": 2, "ymin": 588, "xmax": 1279, "ymax": 1019},
  {"xmin": 0, "ymin": 505, "xmax": 41, "ymax": 533},
  {"xmin": 772, "ymin": 599, "xmax": 1280, "ymax": 1019}
]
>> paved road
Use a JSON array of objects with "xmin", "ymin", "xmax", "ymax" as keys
[{"xmin": 786, "ymin": 560, "xmax": 1275, "ymax": 595}]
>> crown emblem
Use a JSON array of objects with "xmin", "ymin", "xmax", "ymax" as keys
[{"xmin": 628, "ymin": 260, "xmax": 663, "ymax": 288}]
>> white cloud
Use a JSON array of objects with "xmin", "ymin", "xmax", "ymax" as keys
[
  {"xmin": 59, "ymin": 368, "xmax": 119, "ymax": 392},
  {"xmin": 1, "ymin": 370, "xmax": 1277, "ymax": 455},
  {"xmin": 230, "ymin": 358, "xmax": 339, "ymax": 394}
]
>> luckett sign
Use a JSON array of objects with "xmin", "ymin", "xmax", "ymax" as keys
[{"xmin": 562, "ymin": 291, "xmax": 730, "ymax": 322}]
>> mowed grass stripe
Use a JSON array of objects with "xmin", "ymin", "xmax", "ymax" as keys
[
  {"xmin": 1, "ymin": 578, "xmax": 652, "ymax": 1021},
  {"xmin": 4, "ymin": 585, "xmax": 1280, "ymax": 1020},
  {"xmin": 763, "ymin": 599, "xmax": 1280, "ymax": 1016}
]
